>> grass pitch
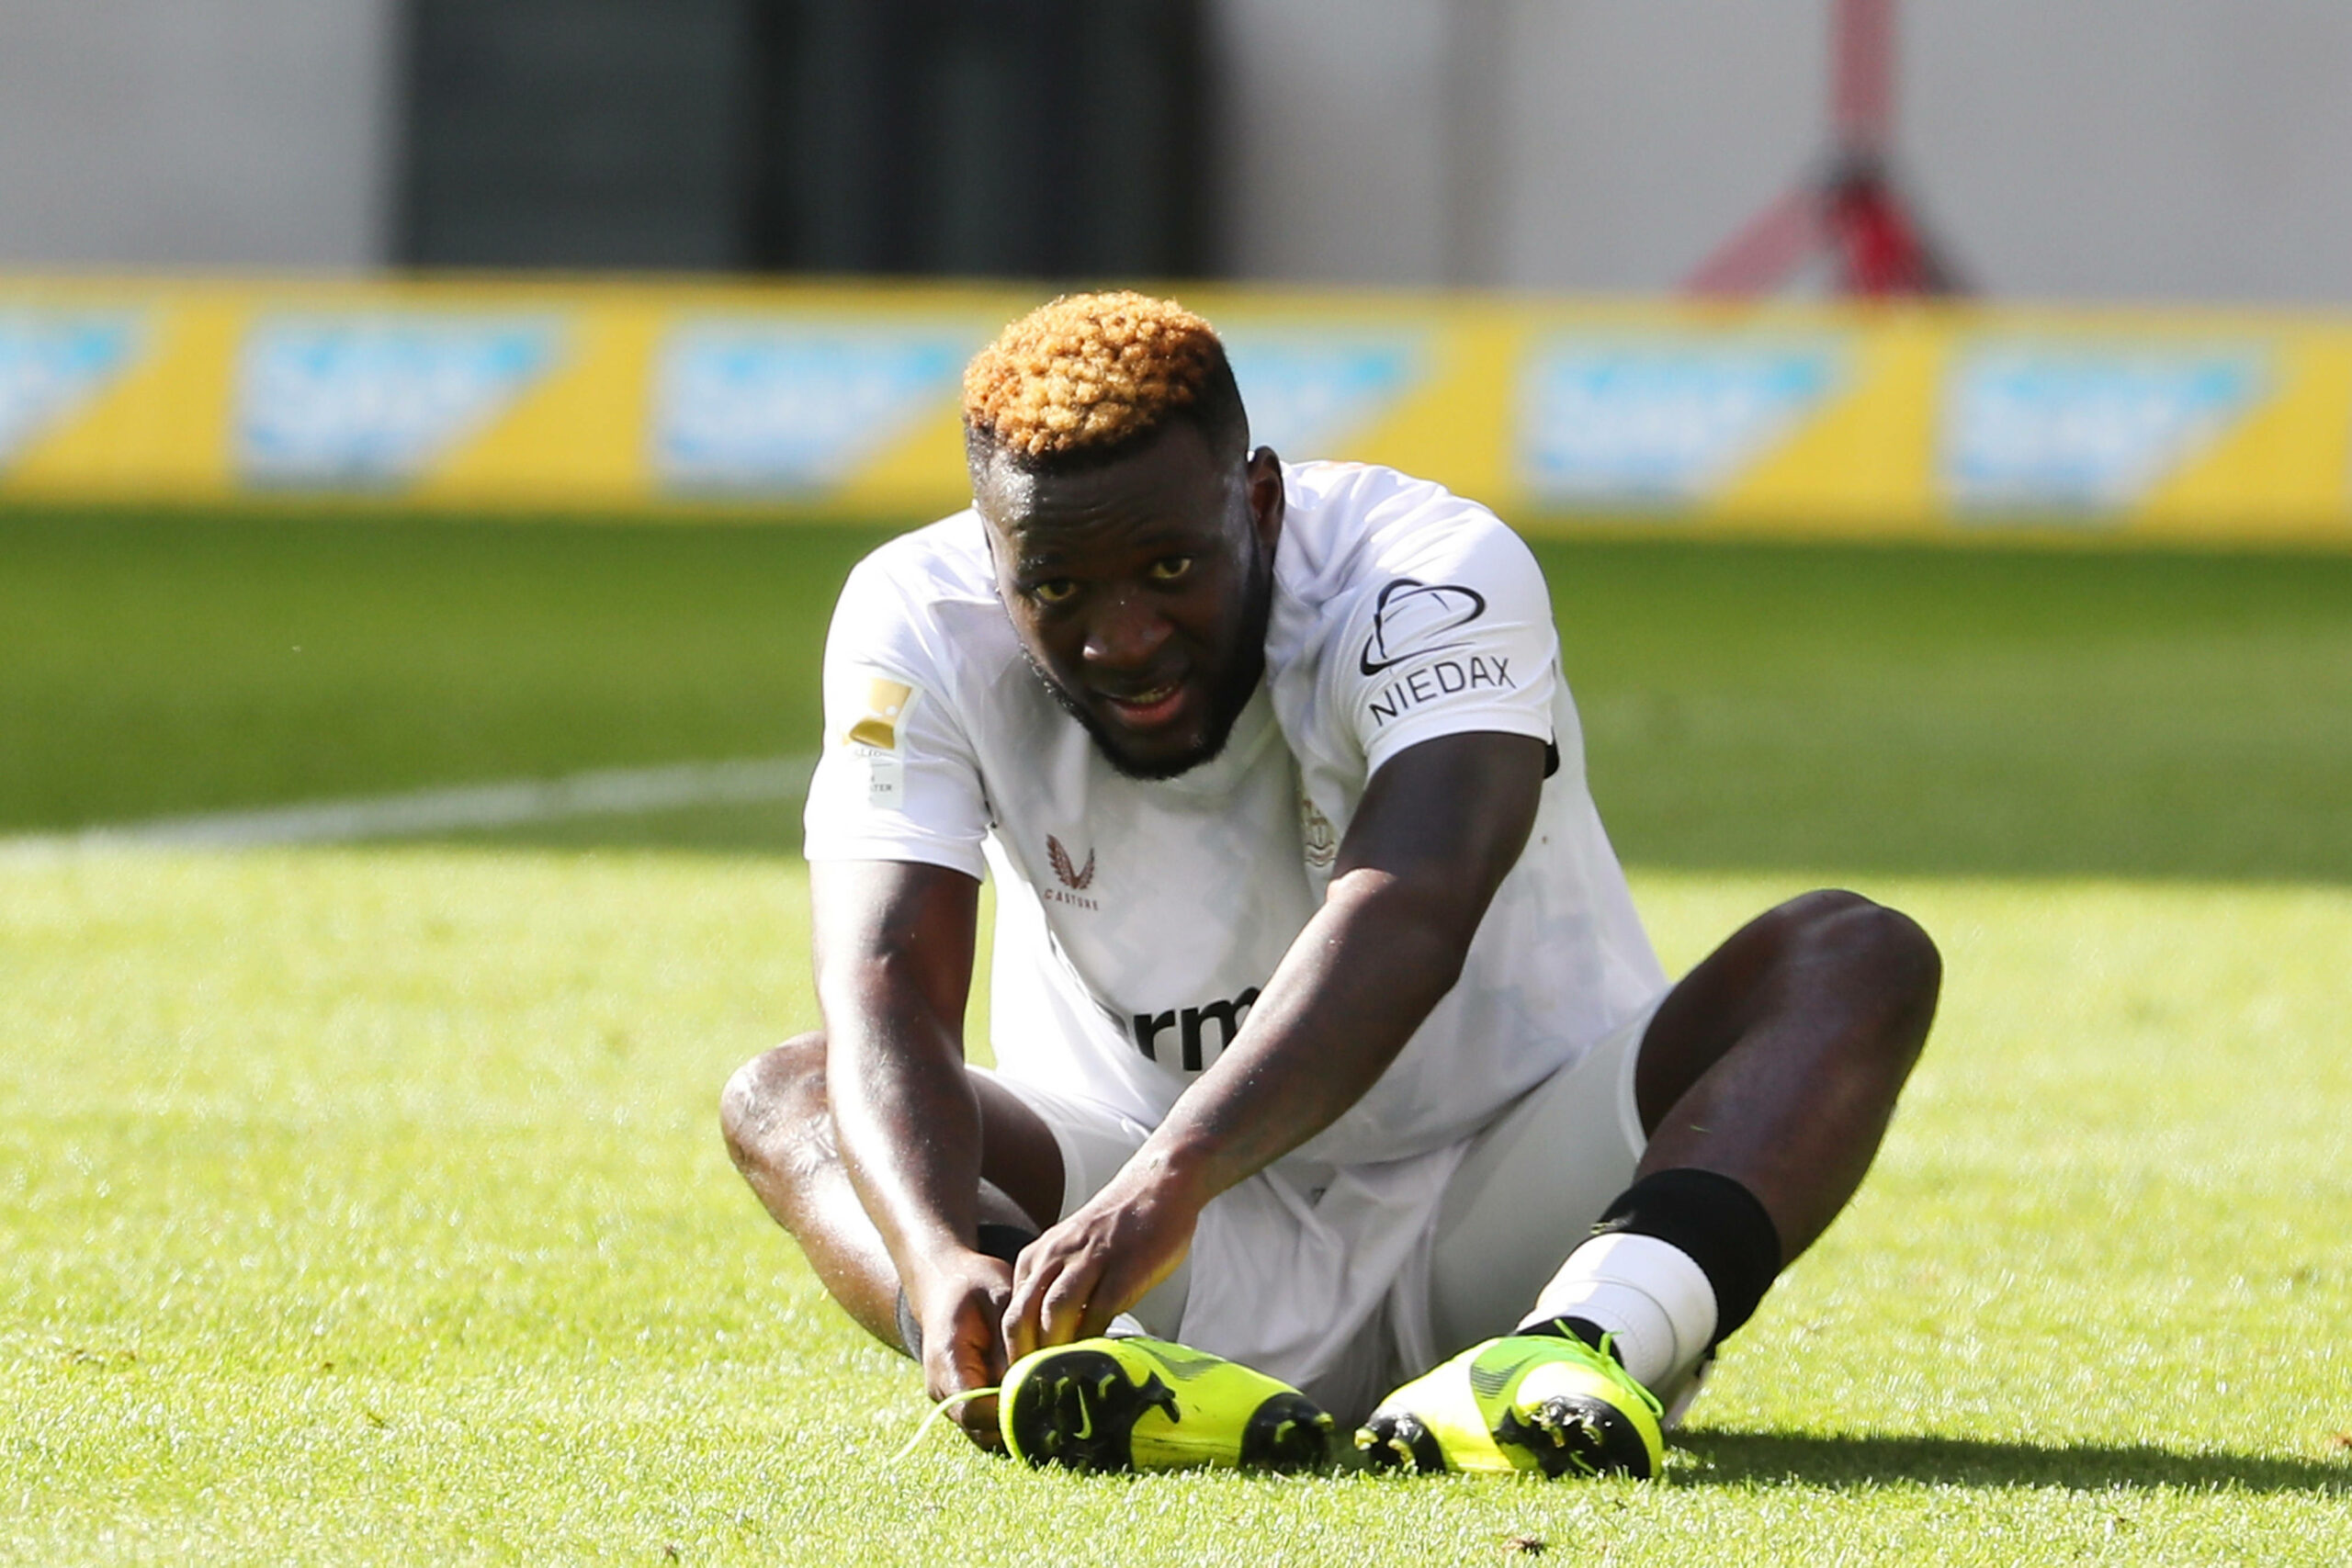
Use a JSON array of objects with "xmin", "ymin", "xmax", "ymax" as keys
[
  {"xmin": 12, "ymin": 507, "xmax": 2352, "ymax": 881},
  {"xmin": 6, "ymin": 853, "xmax": 2346, "ymax": 1562},
  {"xmin": 6, "ymin": 506, "xmax": 2351, "ymax": 1562}
]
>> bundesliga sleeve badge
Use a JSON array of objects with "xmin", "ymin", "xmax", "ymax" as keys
[{"xmin": 840, "ymin": 673, "xmax": 920, "ymax": 809}]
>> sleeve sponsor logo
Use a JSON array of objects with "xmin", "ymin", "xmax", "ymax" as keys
[
  {"xmin": 237, "ymin": 313, "xmax": 560, "ymax": 488},
  {"xmin": 1359, "ymin": 578, "xmax": 1488, "ymax": 675},
  {"xmin": 1365, "ymin": 653, "xmax": 1517, "ymax": 727},
  {"xmin": 1941, "ymin": 344, "xmax": 2267, "ymax": 513},
  {"xmin": 0, "ymin": 310, "xmax": 141, "ymax": 471},
  {"xmin": 1359, "ymin": 578, "xmax": 1516, "ymax": 726}
]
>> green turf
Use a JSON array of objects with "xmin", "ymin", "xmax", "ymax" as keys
[
  {"xmin": 11, "ymin": 508, "xmax": 2352, "ymax": 881},
  {"xmin": 0, "ymin": 508, "xmax": 871, "ymax": 834},
  {"xmin": 5, "ymin": 852, "xmax": 2346, "ymax": 1562}
]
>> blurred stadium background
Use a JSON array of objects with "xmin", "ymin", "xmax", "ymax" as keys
[{"xmin": 9, "ymin": 0, "xmax": 2352, "ymax": 294}]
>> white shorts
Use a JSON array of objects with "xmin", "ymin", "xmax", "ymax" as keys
[{"xmin": 978, "ymin": 993, "xmax": 1659, "ymax": 1390}]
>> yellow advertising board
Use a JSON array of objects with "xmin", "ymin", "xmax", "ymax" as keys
[{"xmin": 5, "ymin": 275, "xmax": 2351, "ymax": 546}]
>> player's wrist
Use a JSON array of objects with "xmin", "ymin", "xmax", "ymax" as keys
[
  {"xmin": 1126, "ymin": 1131, "xmax": 1224, "ymax": 1216},
  {"xmin": 902, "ymin": 1238, "xmax": 1004, "ymax": 1304}
]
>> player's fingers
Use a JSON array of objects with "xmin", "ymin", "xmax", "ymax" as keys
[
  {"xmin": 952, "ymin": 1392, "xmax": 1002, "ymax": 1450},
  {"xmin": 1002, "ymin": 1238, "xmax": 1057, "ymax": 1355},
  {"xmin": 1035, "ymin": 1256, "xmax": 1100, "ymax": 1348},
  {"xmin": 1077, "ymin": 1286, "xmax": 1129, "ymax": 1343},
  {"xmin": 1001, "ymin": 1261, "xmax": 1049, "ymax": 1360},
  {"xmin": 933, "ymin": 1336, "xmax": 1007, "ymax": 1450},
  {"xmin": 978, "ymin": 1283, "xmax": 1013, "ymax": 1384}
]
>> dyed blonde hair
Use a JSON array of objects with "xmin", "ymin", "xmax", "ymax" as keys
[{"xmin": 962, "ymin": 290, "xmax": 1243, "ymax": 465}]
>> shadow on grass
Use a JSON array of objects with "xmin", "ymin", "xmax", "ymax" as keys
[{"xmin": 1676, "ymin": 1429, "xmax": 2352, "ymax": 1495}]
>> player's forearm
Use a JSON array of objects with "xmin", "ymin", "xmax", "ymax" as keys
[
  {"xmin": 808, "ymin": 860, "xmax": 987, "ymax": 1293},
  {"xmin": 820, "ymin": 973, "xmax": 986, "ymax": 1282},
  {"xmin": 1135, "ymin": 866, "xmax": 1477, "ymax": 1205}
]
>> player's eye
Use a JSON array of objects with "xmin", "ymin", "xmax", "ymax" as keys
[
  {"xmin": 1147, "ymin": 556, "xmax": 1194, "ymax": 583},
  {"xmin": 1030, "ymin": 579, "xmax": 1078, "ymax": 605}
]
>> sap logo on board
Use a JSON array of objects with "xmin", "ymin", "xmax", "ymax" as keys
[
  {"xmin": 0, "ymin": 310, "xmax": 141, "ymax": 470},
  {"xmin": 1131, "ymin": 987, "xmax": 1261, "ymax": 1072},
  {"xmin": 1223, "ymin": 332, "xmax": 1423, "ymax": 462},
  {"xmin": 654, "ymin": 321, "xmax": 977, "ymax": 493},
  {"xmin": 1942, "ymin": 344, "xmax": 2267, "ymax": 513},
  {"xmin": 238, "ymin": 314, "xmax": 560, "ymax": 488},
  {"xmin": 1519, "ymin": 337, "xmax": 1843, "ymax": 504}
]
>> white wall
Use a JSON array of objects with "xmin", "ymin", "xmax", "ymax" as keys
[
  {"xmin": 1216, "ymin": 0, "xmax": 2352, "ymax": 304},
  {"xmin": 8, "ymin": 0, "xmax": 2349, "ymax": 301},
  {"xmin": 1903, "ymin": 0, "xmax": 2352, "ymax": 303},
  {"xmin": 1209, "ymin": 0, "xmax": 1458, "ymax": 285},
  {"xmin": 0, "ymin": 0, "xmax": 402, "ymax": 269}
]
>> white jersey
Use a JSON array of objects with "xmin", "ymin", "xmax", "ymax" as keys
[{"xmin": 802, "ymin": 459, "xmax": 1666, "ymax": 1399}]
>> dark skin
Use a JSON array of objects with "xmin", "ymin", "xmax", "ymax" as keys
[{"xmin": 721, "ymin": 419, "xmax": 1941, "ymax": 1449}]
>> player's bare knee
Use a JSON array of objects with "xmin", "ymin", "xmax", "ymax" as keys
[
  {"xmin": 1809, "ymin": 892, "xmax": 1941, "ymax": 1047},
  {"xmin": 718, "ymin": 1033, "xmax": 830, "ymax": 1168}
]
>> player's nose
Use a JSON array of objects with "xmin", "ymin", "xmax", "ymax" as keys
[{"xmin": 1081, "ymin": 587, "xmax": 1173, "ymax": 672}]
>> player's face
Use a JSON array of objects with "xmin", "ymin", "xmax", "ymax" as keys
[{"xmin": 976, "ymin": 423, "xmax": 1285, "ymax": 781}]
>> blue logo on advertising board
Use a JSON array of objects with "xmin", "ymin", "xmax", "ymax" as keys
[
  {"xmin": 0, "ymin": 310, "xmax": 141, "ymax": 469},
  {"xmin": 1942, "ymin": 344, "xmax": 2266, "ymax": 513},
  {"xmin": 1520, "ymin": 338, "xmax": 1841, "ymax": 504},
  {"xmin": 238, "ymin": 315, "xmax": 560, "ymax": 488},
  {"xmin": 1222, "ymin": 333, "xmax": 1423, "ymax": 461},
  {"xmin": 654, "ymin": 322, "xmax": 977, "ymax": 493}
]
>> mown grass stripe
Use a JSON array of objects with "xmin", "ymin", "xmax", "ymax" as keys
[{"xmin": 0, "ymin": 754, "xmax": 817, "ymax": 856}]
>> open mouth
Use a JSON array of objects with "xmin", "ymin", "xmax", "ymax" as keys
[{"xmin": 1098, "ymin": 681, "xmax": 1188, "ymax": 729}]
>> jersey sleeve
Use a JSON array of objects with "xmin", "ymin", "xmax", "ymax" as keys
[
  {"xmin": 801, "ymin": 556, "xmax": 991, "ymax": 880},
  {"xmin": 1334, "ymin": 504, "xmax": 1560, "ymax": 777}
]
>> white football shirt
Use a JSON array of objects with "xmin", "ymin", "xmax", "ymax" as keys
[{"xmin": 802, "ymin": 459, "xmax": 1667, "ymax": 1398}]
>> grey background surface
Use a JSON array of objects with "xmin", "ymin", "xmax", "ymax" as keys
[{"xmin": 5, "ymin": 0, "xmax": 2347, "ymax": 302}]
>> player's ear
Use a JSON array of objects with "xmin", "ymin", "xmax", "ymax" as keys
[{"xmin": 1244, "ymin": 446, "xmax": 1284, "ymax": 556}]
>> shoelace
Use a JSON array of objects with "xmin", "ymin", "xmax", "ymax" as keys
[
  {"xmin": 1537, "ymin": 1322, "xmax": 1668, "ymax": 1420},
  {"xmin": 889, "ymin": 1385, "xmax": 1001, "ymax": 1464}
]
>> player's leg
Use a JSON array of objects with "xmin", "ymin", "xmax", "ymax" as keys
[
  {"xmin": 1633, "ymin": 887, "xmax": 1940, "ymax": 1253},
  {"xmin": 1363, "ymin": 887, "xmax": 1938, "ymax": 1475},
  {"xmin": 1362, "ymin": 994, "xmax": 1664, "ymax": 1475},
  {"xmin": 718, "ymin": 1032, "xmax": 1064, "ymax": 1350},
  {"xmin": 1522, "ymin": 887, "xmax": 1939, "ymax": 1392}
]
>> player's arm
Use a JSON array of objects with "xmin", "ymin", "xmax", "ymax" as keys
[
  {"xmin": 809, "ymin": 857, "xmax": 1012, "ymax": 1413},
  {"xmin": 1004, "ymin": 728, "xmax": 1546, "ymax": 1352}
]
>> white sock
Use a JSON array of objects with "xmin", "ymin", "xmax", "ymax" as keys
[
  {"xmin": 1517, "ymin": 1233, "xmax": 1718, "ymax": 1390},
  {"xmin": 1104, "ymin": 1312, "xmax": 1148, "ymax": 1339}
]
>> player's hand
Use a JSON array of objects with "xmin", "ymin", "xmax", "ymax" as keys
[
  {"xmin": 909, "ymin": 1250, "xmax": 1016, "ymax": 1450},
  {"xmin": 1002, "ymin": 1175, "xmax": 1200, "ymax": 1361}
]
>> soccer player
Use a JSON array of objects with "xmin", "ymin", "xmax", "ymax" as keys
[{"xmin": 721, "ymin": 292, "xmax": 1939, "ymax": 1476}]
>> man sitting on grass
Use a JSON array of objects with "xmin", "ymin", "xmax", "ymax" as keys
[{"xmin": 721, "ymin": 291, "xmax": 1941, "ymax": 1476}]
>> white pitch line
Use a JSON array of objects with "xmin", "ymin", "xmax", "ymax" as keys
[{"xmin": 0, "ymin": 754, "xmax": 818, "ymax": 858}]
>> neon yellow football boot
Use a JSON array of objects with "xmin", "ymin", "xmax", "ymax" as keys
[
  {"xmin": 999, "ymin": 1335, "xmax": 1334, "ymax": 1472},
  {"xmin": 1355, "ymin": 1328, "xmax": 1666, "ymax": 1479}
]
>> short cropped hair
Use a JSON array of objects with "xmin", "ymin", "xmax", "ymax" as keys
[{"xmin": 962, "ymin": 290, "xmax": 1248, "ymax": 470}]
